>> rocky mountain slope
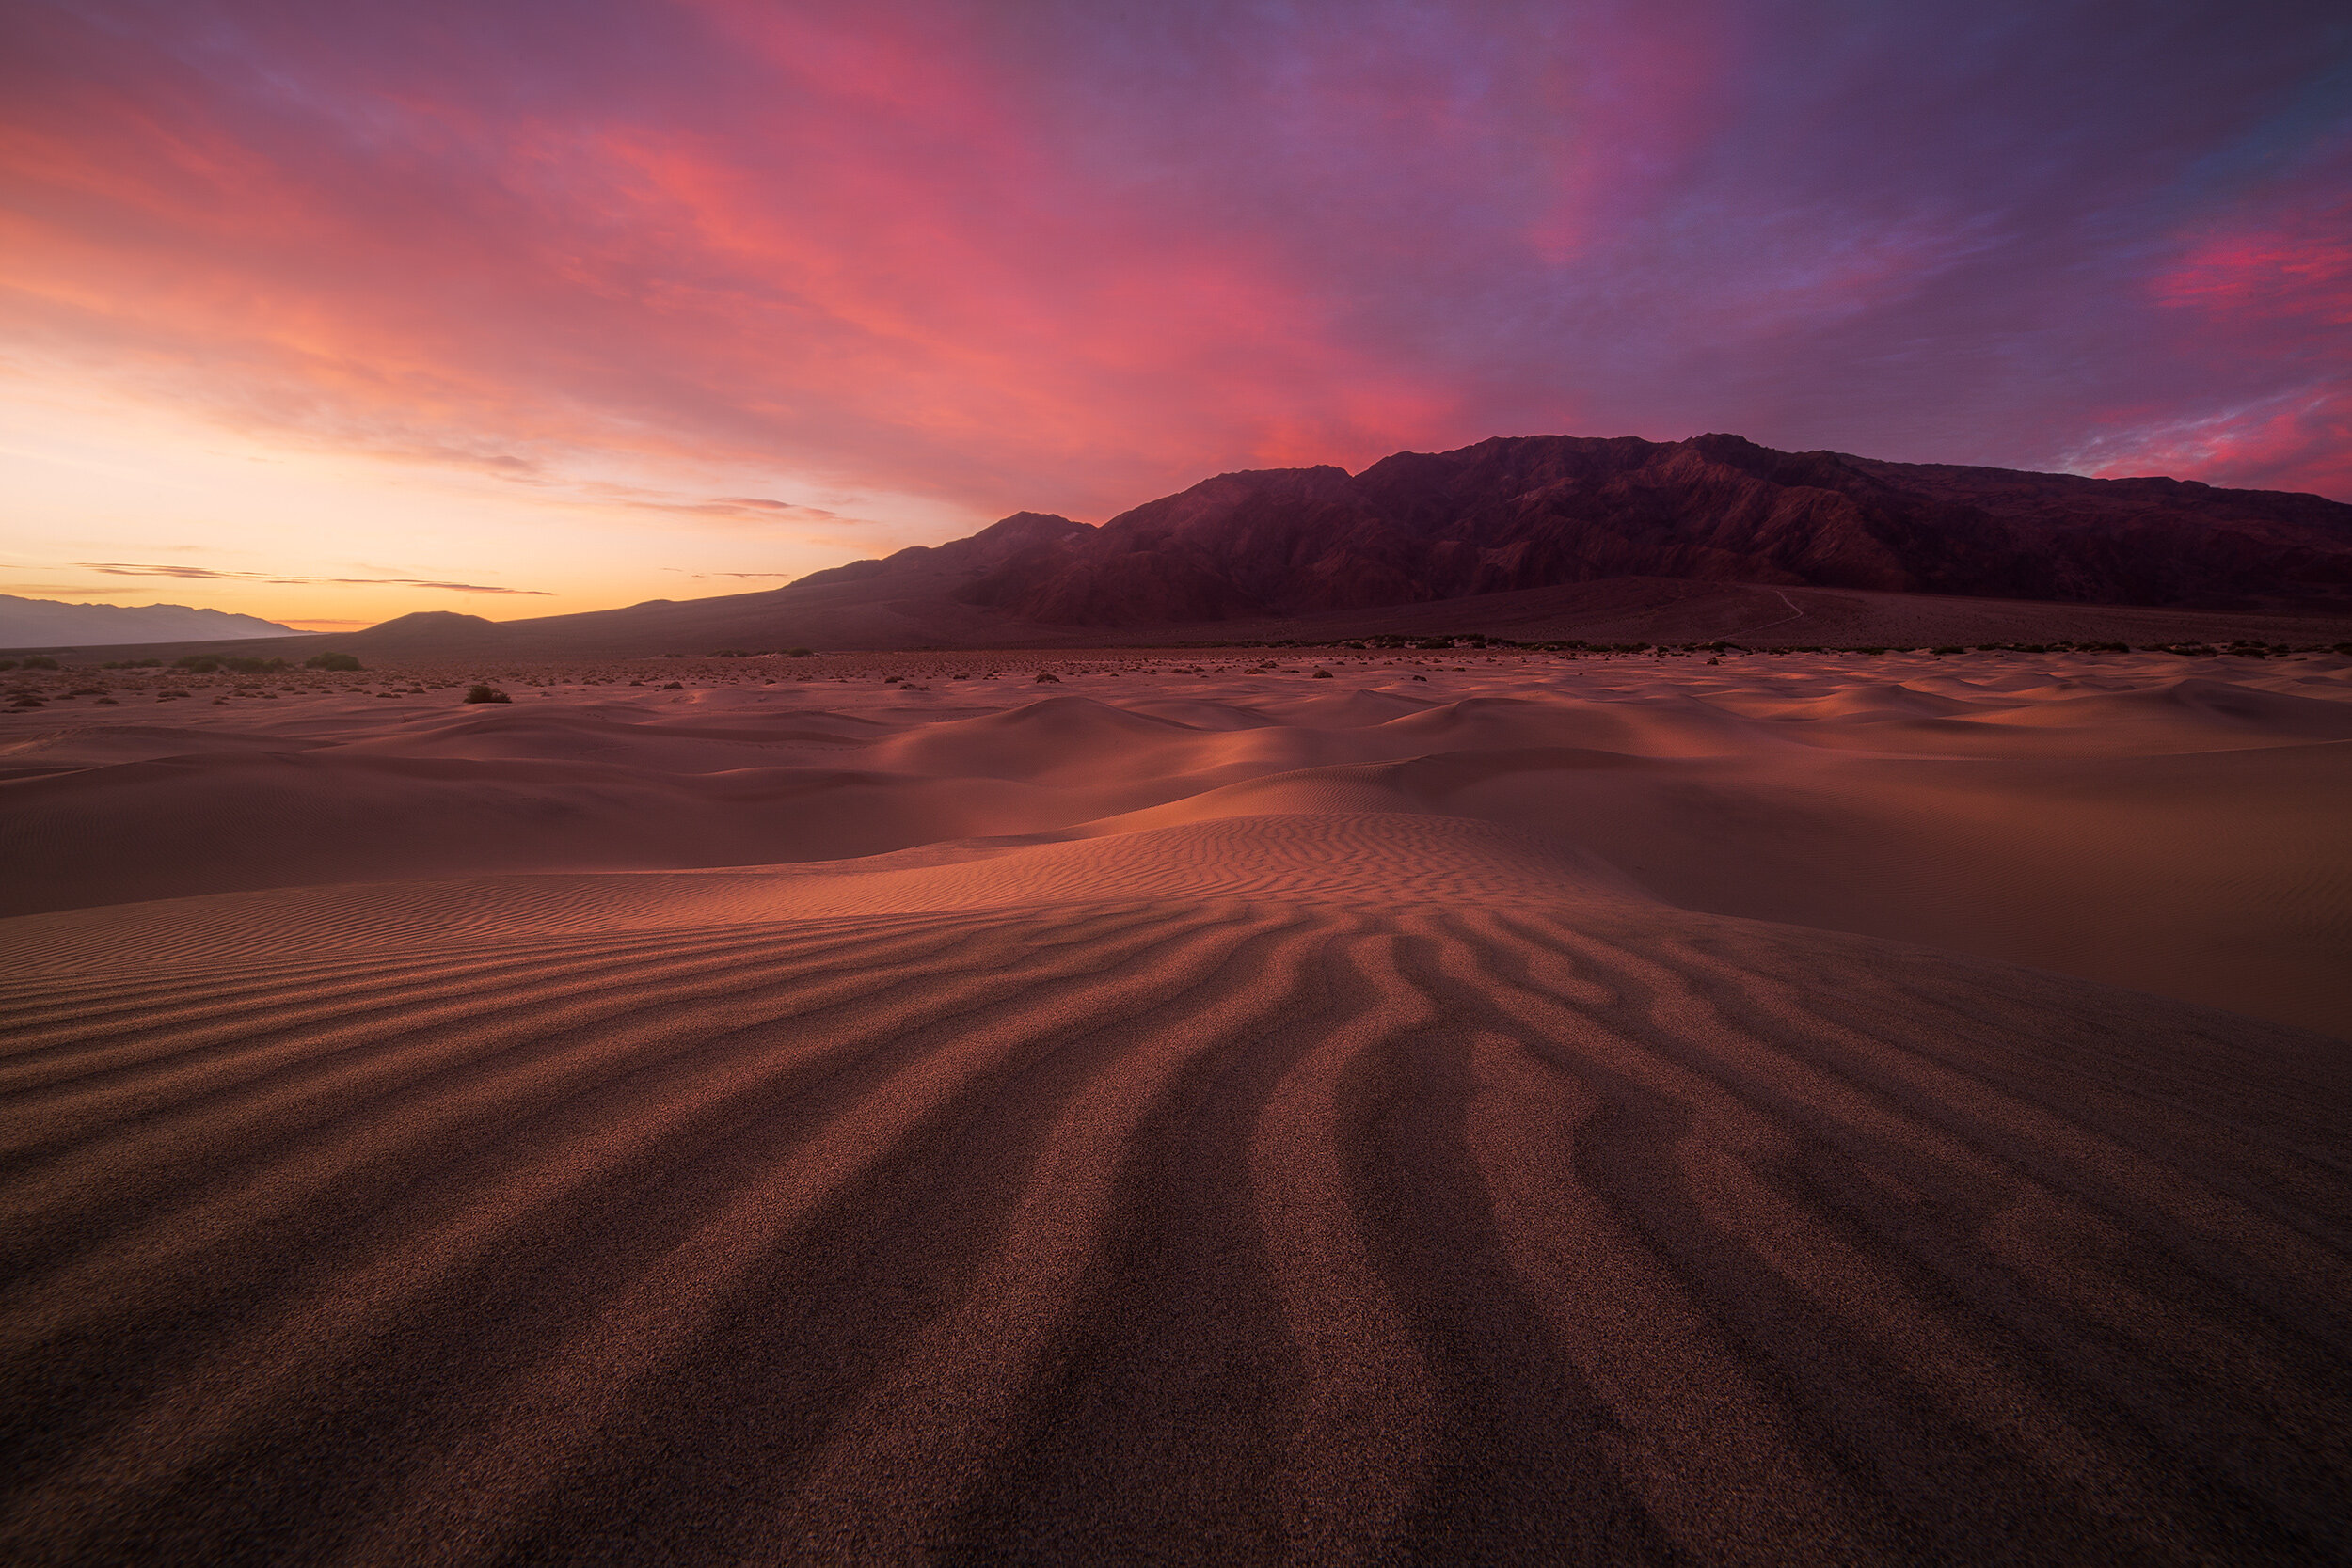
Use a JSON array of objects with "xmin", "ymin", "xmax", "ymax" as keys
[{"xmin": 941, "ymin": 435, "xmax": 2352, "ymax": 625}]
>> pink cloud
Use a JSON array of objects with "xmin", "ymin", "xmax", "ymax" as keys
[
  {"xmin": 2152, "ymin": 195, "xmax": 2352, "ymax": 327},
  {"xmin": 2071, "ymin": 174, "xmax": 2352, "ymax": 496},
  {"xmin": 0, "ymin": 1, "xmax": 1485, "ymax": 518},
  {"xmin": 3, "ymin": 0, "xmax": 2347, "ymax": 535}
]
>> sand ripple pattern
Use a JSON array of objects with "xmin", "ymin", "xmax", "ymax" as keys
[{"xmin": 4, "ymin": 830, "xmax": 2348, "ymax": 1563}]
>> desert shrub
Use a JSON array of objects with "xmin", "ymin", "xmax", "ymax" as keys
[
  {"xmin": 786, "ymin": 647, "xmax": 814, "ymax": 657},
  {"xmin": 305, "ymin": 652, "xmax": 363, "ymax": 671},
  {"xmin": 218, "ymin": 657, "xmax": 288, "ymax": 673},
  {"xmin": 1034, "ymin": 672, "xmax": 1060, "ymax": 683},
  {"xmin": 463, "ymin": 684, "xmax": 512, "ymax": 704},
  {"xmin": 1312, "ymin": 668, "xmax": 1334, "ymax": 678},
  {"xmin": 708, "ymin": 649, "xmax": 752, "ymax": 658},
  {"xmin": 21, "ymin": 656, "xmax": 58, "ymax": 671},
  {"xmin": 0, "ymin": 659, "xmax": 16, "ymax": 672}
]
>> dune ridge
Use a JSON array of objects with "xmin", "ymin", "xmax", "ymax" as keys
[{"xmin": 2, "ymin": 648, "xmax": 2348, "ymax": 1560}]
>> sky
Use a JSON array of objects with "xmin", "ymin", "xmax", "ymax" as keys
[{"xmin": 3, "ymin": 1, "xmax": 2347, "ymax": 630}]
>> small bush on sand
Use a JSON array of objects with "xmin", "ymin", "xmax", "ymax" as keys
[
  {"xmin": 20, "ymin": 656, "xmax": 58, "ymax": 671},
  {"xmin": 464, "ymin": 684, "xmax": 512, "ymax": 704},
  {"xmin": 305, "ymin": 652, "xmax": 363, "ymax": 672}
]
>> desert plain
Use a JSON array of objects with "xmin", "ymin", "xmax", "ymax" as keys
[{"xmin": 3, "ymin": 642, "xmax": 2349, "ymax": 1562}]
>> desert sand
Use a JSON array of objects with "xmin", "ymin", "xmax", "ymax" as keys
[{"xmin": 3, "ymin": 645, "xmax": 2349, "ymax": 1562}]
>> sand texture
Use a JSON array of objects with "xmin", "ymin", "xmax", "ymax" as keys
[{"xmin": 3, "ymin": 647, "xmax": 2349, "ymax": 1562}]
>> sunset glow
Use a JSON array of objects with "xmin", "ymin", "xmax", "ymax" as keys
[{"xmin": 5, "ymin": 0, "xmax": 2347, "ymax": 625}]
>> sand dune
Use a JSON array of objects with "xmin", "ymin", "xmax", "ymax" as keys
[{"xmin": 2, "ymin": 647, "xmax": 2348, "ymax": 1560}]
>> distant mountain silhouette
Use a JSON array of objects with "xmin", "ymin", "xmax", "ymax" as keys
[
  {"xmin": 0, "ymin": 594, "xmax": 297, "ymax": 647},
  {"xmin": 941, "ymin": 434, "xmax": 2352, "ymax": 624},
  {"xmin": 31, "ymin": 436, "xmax": 2352, "ymax": 661}
]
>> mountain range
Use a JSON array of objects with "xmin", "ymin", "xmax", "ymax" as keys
[
  {"xmin": 0, "ymin": 595, "xmax": 298, "ymax": 648},
  {"xmin": 913, "ymin": 433, "xmax": 2352, "ymax": 624},
  {"xmin": 20, "ymin": 433, "xmax": 2352, "ymax": 658}
]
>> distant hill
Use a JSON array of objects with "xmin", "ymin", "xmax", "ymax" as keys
[{"xmin": 0, "ymin": 595, "xmax": 299, "ymax": 647}]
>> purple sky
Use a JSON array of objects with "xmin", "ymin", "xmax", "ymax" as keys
[{"xmin": 4, "ymin": 0, "xmax": 2346, "ymax": 622}]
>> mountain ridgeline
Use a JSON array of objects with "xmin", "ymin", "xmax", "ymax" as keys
[
  {"xmin": 803, "ymin": 433, "xmax": 2352, "ymax": 625},
  {"xmin": 34, "ymin": 434, "xmax": 2352, "ymax": 661}
]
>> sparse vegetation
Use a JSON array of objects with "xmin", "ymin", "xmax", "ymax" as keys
[
  {"xmin": 175, "ymin": 655, "xmax": 289, "ymax": 673},
  {"xmin": 464, "ymin": 684, "xmax": 512, "ymax": 704},
  {"xmin": 305, "ymin": 653, "xmax": 364, "ymax": 671}
]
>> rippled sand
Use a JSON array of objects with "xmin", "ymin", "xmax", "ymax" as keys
[{"xmin": 3, "ymin": 647, "xmax": 2348, "ymax": 1561}]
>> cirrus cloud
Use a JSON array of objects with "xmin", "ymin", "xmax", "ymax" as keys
[{"xmin": 72, "ymin": 562, "xmax": 553, "ymax": 594}]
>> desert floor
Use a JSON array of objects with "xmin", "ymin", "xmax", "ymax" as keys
[{"xmin": 3, "ymin": 646, "xmax": 2348, "ymax": 1562}]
